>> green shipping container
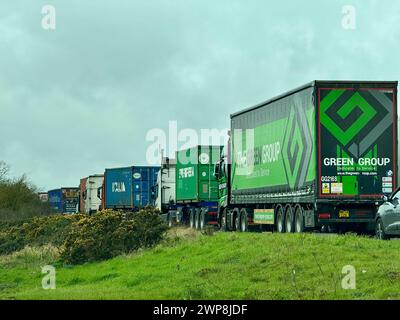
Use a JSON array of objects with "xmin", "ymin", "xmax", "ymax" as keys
[{"xmin": 176, "ymin": 145, "xmax": 223, "ymax": 202}]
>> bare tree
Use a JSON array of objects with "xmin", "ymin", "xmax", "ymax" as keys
[{"xmin": 0, "ymin": 161, "xmax": 9, "ymax": 182}]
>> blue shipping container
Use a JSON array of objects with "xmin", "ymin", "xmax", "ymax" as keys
[
  {"xmin": 105, "ymin": 166, "xmax": 159, "ymax": 210},
  {"xmin": 48, "ymin": 188, "xmax": 79, "ymax": 214},
  {"xmin": 48, "ymin": 189, "xmax": 63, "ymax": 213}
]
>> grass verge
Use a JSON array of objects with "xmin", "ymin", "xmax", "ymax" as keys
[{"xmin": 1, "ymin": 229, "xmax": 400, "ymax": 300}]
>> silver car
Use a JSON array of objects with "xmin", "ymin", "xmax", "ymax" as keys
[{"xmin": 376, "ymin": 187, "xmax": 400, "ymax": 240}]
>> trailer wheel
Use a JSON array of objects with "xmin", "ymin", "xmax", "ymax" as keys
[
  {"xmin": 167, "ymin": 214, "xmax": 173, "ymax": 228},
  {"xmin": 232, "ymin": 208, "xmax": 240, "ymax": 231},
  {"xmin": 235, "ymin": 214, "xmax": 240, "ymax": 231},
  {"xmin": 285, "ymin": 206, "xmax": 295, "ymax": 233},
  {"xmin": 195, "ymin": 208, "xmax": 201, "ymax": 230},
  {"xmin": 200, "ymin": 209, "xmax": 206, "ymax": 230},
  {"xmin": 294, "ymin": 206, "xmax": 305, "ymax": 233},
  {"xmin": 220, "ymin": 209, "xmax": 228, "ymax": 231},
  {"xmin": 239, "ymin": 209, "xmax": 248, "ymax": 232},
  {"xmin": 276, "ymin": 206, "xmax": 285, "ymax": 233},
  {"xmin": 177, "ymin": 207, "xmax": 185, "ymax": 225},
  {"xmin": 189, "ymin": 209, "xmax": 195, "ymax": 229}
]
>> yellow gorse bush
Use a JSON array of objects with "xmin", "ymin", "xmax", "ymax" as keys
[{"xmin": 0, "ymin": 207, "xmax": 167, "ymax": 265}]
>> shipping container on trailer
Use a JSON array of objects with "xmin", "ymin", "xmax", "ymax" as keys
[
  {"xmin": 48, "ymin": 188, "xmax": 79, "ymax": 214},
  {"xmin": 215, "ymin": 80, "xmax": 398, "ymax": 233},
  {"xmin": 48, "ymin": 189, "xmax": 62, "ymax": 213},
  {"xmin": 80, "ymin": 174, "xmax": 103, "ymax": 214},
  {"xmin": 103, "ymin": 166, "xmax": 159, "ymax": 211},
  {"xmin": 167, "ymin": 145, "xmax": 223, "ymax": 229}
]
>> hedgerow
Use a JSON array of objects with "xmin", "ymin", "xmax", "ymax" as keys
[
  {"xmin": 0, "ymin": 208, "xmax": 168, "ymax": 265},
  {"xmin": 60, "ymin": 208, "xmax": 167, "ymax": 264}
]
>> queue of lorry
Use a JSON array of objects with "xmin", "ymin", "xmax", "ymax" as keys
[{"xmin": 41, "ymin": 80, "xmax": 399, "ymax": 238}]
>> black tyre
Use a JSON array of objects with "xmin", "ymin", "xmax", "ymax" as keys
[
  {"xmin": 189, "ymin": 209, "xmax": 195, "ymax": 229},
  {"xmin": 167, "ymin": 214, "xmax": 173, "ymax": 228},
  {"xmin": 235, "ymin": 213, "xmax": 240, "ymax": 231},
  {"xmin": 195, "ymin": 209, "xmax": 200, "ymax": 230},
  {"xmin": 239, "ymin": 210, "xmax": 248, "ymax": 232},
  {"xmin": 285, "ymin": 206, "xmax": 294, "ymax": 233},
  {"xmin": 200, "ymin": 209, "xmax": 206, "ymax": 230},
  {"xmin": 231, "ymin": 209, "xmax": 239, "ymax": 231},
  {"xmin": 276, "ymin": 206, "xmax": 285, "ymax": 233},
  {"xmin": 376, "ymin": 219, "xmax": 389, "ymax": 240},
  {"xmin": 220, "ymin": 210, "xmax": 228, "ymax": 231},
  {"xmin": 177, "ymin": 209, "xmax": 184, "ymax": 225},
  {"xmin": 294, "ymin": 206, "xmax": 305, "ymax": 233}
]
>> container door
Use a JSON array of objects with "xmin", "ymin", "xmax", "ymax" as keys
[
  {"xmin": 198, "ymin": 146, "xmax": 222, "ymax": 201},
  {"xmin": 133, "ymin": 168, "xmax": 155, "ymax": 208},
  {"xmin": 106, "ymin": 167, "xmax": 133, "ymax": 207},
  {"xmin": 176, "ymin": 148, "xmax": 198, "ymax": 201},
  {"xmin": 49, "ymin": 190, "xmax": 63, "ymax": 213},
  {"xmin": 141, "ymin": 180, "xmax": 149, "ymax": 192},
  {"xmin": 141, "ymin": 193, "xmax": 149, "ymax": 207},
  {"xmin": 63, "ymin": 189, "xmax": 79, "ymax": 214}
]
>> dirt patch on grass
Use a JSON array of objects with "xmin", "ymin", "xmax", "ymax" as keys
[{"xmin": 166, "ymin": 227, "xmax": 200, "ymax": 241}]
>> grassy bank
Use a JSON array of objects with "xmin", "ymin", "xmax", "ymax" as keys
[{"xmin": 1, "ymin": 229, "xmax": 400, "ymax": 300}]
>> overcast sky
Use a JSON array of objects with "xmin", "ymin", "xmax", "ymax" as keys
[{"xmin": 0, "ymin": 0, "xmax": 399, "ymax": 191}]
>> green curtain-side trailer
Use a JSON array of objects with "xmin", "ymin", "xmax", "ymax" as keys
[{"xmin": 217, "ymin": 81, "xmax": 398, "ymax": 233}]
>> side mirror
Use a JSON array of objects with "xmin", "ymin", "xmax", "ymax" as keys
[
  {"xmin": 383, "ymin": 195, "xmax": 388, "ymax": 202},
  {"xmin": 97, "ymin": 187, "xmax": 102, "ymax": 200}
]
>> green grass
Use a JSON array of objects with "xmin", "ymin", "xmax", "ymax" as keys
[{"xmin": 1, "ymin": 228, "xmax": 400, "ymax": 300}]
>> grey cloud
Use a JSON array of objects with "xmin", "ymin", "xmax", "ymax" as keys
[{"xmin": 0, "ymin": 0, "xmax": 399, "ymax": 190}]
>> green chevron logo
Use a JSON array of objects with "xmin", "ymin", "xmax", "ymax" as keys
[
  {"xmin": 320, "ymin": 90, "xmax": 377, "ymax": 146},
  {"xmin": 283, "ymin": 109, "xmax": 303, "ymax": 188},
  {"xmin": 282, "ymin": 104, "xmax": 312, "ymax": 189}
]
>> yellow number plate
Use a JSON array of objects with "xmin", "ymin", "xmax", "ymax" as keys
[{"xmin": 339, "ymin": 210, "xmax": 350, "ymax": 218}]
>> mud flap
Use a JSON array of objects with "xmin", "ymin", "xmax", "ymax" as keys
[{"xmin": 304, "ymin": 210, "xmax": 315, "ymax": 228}]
